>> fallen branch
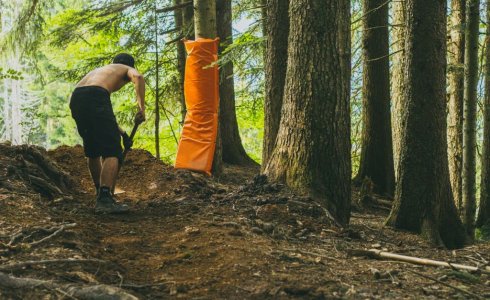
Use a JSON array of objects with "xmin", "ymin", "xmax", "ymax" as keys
[
  {"xmin": 0, "ymin": 258, "xmax": 107, "ymax": 271},
  {"xmin": 29, "ymin": 223, "xmax": 77, "ymax": 247},
  {"xmin": 0, "ymin": 272, "xmax": 138, "ymax": 300},
  {"xmin": 408, "ymin": 270, "xmax": 484, "ymax": 300},
  {"xmin": 348, "ymin": 249, "xmax": 490, "ymax": 274}
]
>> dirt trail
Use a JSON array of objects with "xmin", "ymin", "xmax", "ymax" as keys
[{"xmin": 0, "ymin": 144, "xmax": 489, "ymax": 299}]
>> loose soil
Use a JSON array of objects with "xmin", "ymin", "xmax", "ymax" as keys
[{"xmin": 0, "ymin": 143, "xmax": 489, "ymax": 299}]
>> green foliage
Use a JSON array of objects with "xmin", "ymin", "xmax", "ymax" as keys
[
  {"xmin": 0, "ymin": 68, "xmax": 24, "ymax": 80},
  {"xmin": 476, "ymin": 223, "xmax": 490, "ymax": 241}
]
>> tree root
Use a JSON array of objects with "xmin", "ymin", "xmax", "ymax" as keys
[
  {"xmin": 7, "ymin": 223, "xmax": 77, "ymax": 248},
  {"xmin": 0, "ymin": 271, "xmax": 139, "ymax": 300},
  {"xmin": 0, "ymin": 258, "xmax": 108, "ymax": 271},
  {"xmin": 29, "ymin": 223, "xmax": 77, "ymax": 247}
]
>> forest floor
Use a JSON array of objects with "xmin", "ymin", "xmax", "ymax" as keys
[{"xmin": 0, "ymin": 143, "xmax": 489, "ymax": 299}]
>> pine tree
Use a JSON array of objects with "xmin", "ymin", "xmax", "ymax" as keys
[
  {"xmin": 356, "ymin": 0, "xmax": 394, "ymax": 196},
  {"xmin": 262, "ymin": 0, "xmax": 289, "ymax": 168},
  {"xmin": 386, "ymin": 0, "xmax": 468, "ymax": 249},
  {"xmin": 264, "ymin": 0, "xmax": 351, "ymax": 225},
  {"xmin": 462, "ymin": 0, "xmax": 480, "ymax": 239}
]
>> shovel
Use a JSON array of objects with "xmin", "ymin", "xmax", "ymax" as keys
[
  {"xmin": 112, "ymin": 112, "xmax": 144, "ymax": 195},
  {"xmin": 122, "ymin": 112, "xmax": 145, "ymax": 163}
]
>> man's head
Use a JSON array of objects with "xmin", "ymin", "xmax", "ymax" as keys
[{"xmin": 112, "ymin": 53, "xmax": 135, "ymax": 68}]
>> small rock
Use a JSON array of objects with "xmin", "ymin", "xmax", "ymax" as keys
[
  {"xmin": 184, "ymin": 226, "xmax": 200, "ymax": 235},
  {"xmin": 370, "ymin": 268, "xmax": 381, "ymax": 279},
  {"xmin": 251, "ymin": 227, "xmax": 263, "ymax": 234},
  {"xmin": 228, "ymin": 229, "xmax": 243, "ymax": 236},
  {"xmin": 169, "ymin": 285, "xmax": 178, "ymax": 295}
]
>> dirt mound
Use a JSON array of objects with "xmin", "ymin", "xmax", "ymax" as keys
[{"xmin": 0, "ymin": 142, "xmax": 76, "ymax": 199}]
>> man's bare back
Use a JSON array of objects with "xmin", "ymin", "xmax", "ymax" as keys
[
  {"xmin": 76, "ymin": 64, "xmax": 131, "ymax": 93},
  {"xmin": 76, "ymin": 62, "xmax": 145, "ymax": 119}
]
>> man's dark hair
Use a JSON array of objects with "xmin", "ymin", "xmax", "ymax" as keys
[{"xmin": 112, "ymin": 53, "xmax": 135, "ymax": 68}]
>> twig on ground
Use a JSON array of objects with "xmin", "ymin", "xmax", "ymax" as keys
[
  {"xmin": 117, "ymin": 271, "xmax": 124, "ymax": 288},
  {"xmin": 408, "ymin": 270, "xmax": 484, "ymax": 300},
  {"xmin": 348, "ymin": 249, "xmax": 490, "ymax": 274},
  {"xmin": 54, "ymin": 287, "xmax": 79, "ymax": 300},
  {"xmin": 281, "ymin": 248, "xmax": 341, "ymax": 262}
]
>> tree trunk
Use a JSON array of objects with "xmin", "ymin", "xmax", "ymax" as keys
[
  {"xmin": 183, "ymin": 0, "xmax": 194, "ymax": 40},
  {"xmin": 355, "ymin": 0, "xmax": 394, "ymax": 196},
  {"xmin": 478, "ymin": 0, "xmax": 490, "ymax": 228},
  {"xmin": 390, "ymin": 0, "xmax": 406, "ymax": 181},
  {"xmin": 193, "ymin": 0, "xmax": 222, "ymax": 175},
  {"xmin": 154, "ymin": 4, "xmax": 160, "ymax": 159},
  {"xmin": 175, "ymin": 0, "xmax": 187, "ymax": 124},
  {"xmin": 264, "ymin": 0, "xmax": 351, "ymax": 226},
  {"xmin": 385, "ymin": 0, "xmax": 468, "ymax": 249},
  {"xmin": 447, "ymin": 0, "xmax": 466, "ymax": 213},
  {"xmin": 194, "ymin": 0, "xmax": 216, "ymax": 39},
  {"xmin": 261, "ymin": 0, "xmax": 289, "ymax": 169},
  {"xmin": 462, "ymin": 0, "xmax": 479, "ymax": 239},
  {"xmin": 216, "ymin": 0, "xmax": 257, "ymax": 166}
]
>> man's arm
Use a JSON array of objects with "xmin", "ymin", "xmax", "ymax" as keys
[{"xmin": 127, "ymin": 68, "xmax": 146, "ymax": 120}]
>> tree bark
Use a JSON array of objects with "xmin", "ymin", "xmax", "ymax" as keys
[
  {"xmin": 477, "ymin": 0, "xmax": 490, "ymax": 228},
  {"xmin": 462, "ymin": 0, "xmax": 479, "ymax": 239},
  {"xmin": 385, "ymin": 0, "xmax": 468, "ymax": 249},
  {"xmin": 194, "ymin": 0, "xmax": 216, "ymax": 39},
  {"xmin": 447, "ymin": 0, "xmax": 466, "ymax": 213},
  {"xmin": 175, "ymin": 0, "xmax": 187, "ymax": 124},
  {"xmin": 193, "ymin": 0, "xmax": 222, "ymax": 175},
  {"xmin": 390, "ymin": 0, "xmax": 406, "ymax": 181},
  {"xmin": 264, "ymin": 0, "xmax": 351, "ymax": 226},
  {"xmin": 182, "ymin": 0, "xmax": 194, "ymax": 39},
  {"xmin": 261, "ymin": 0, "xmax": 289, "ymax": 169},
  {"xmin": 154, "ymin": 4, "xmax": 160, "ymax": 159},
  {"xmin": 216, "ymin": 0, "xmax": 257, "ymax": 166},
  {"xmin": 355, "ymin": 0, "xmax": 394, "ymax": 196}
]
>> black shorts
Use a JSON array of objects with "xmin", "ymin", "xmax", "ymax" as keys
[{"xmin": 69, "ymin": 86, "xmax": 122, "ymax": 161}]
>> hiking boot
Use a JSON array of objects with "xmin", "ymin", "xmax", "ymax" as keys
[{"xmin": 95, "ymin": 187, "xmax": 129, "ymax": 214}]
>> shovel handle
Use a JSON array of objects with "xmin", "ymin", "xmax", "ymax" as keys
[{"xmin": 122, "ymin": 116, "xmax": 143, "ymax": 161}]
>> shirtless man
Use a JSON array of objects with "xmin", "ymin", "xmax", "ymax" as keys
[{"xmin": 69, "ymin": 53, "xmax": 145, "ymax": 214}]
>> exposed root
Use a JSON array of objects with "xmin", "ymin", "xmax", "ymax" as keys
[{"xmin": 0, "ymin": 271, "xmax": 138, "ymax": 300}]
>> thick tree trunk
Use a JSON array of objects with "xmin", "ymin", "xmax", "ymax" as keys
[
  {"xmin": 261, "ymin": 0, "xmax": 289, "ymax": 169},
  {"xmin": 356, "ymin": 0, "xmax": 394, "ymax": 196},
  {"xmin": 462, "ymin": 0, "xmax": 479, "ymax": 239},
  {"xmin": 390, "ymin": 0, "xmax": 406, "ymax": 181},
  {"xmin": 193, "ymin": 0, "xmax": 222, "ymax": 175},
  {"xmin": 216, "ymin": 0, "xmax": 257, "ymax": 166},
  {"xmin": 175, "ymin": 0, "xmax": 187, "ymax": 124},
  {"xmin": 385, "ymin": 0, "xmax": 468, "ymax": 249},
  {"xmin": 447, "ymin": 0, "xmax": 466, "ymax": 213},
  {"xmin": 264, "ymin": 0, "xmax": 351, "ymax": 226},
  {"xmin": 478, "ymin": 0, "xmax": 490, "ymax": 228}
]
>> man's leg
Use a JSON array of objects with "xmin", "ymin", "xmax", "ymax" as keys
[
  {"xmin": 100, "ymin": 157, "xmax": 119, "ymax": 190},
  {"xmin": 87, "ymin": 157, "xmax": 102, "ymax": 194}
]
